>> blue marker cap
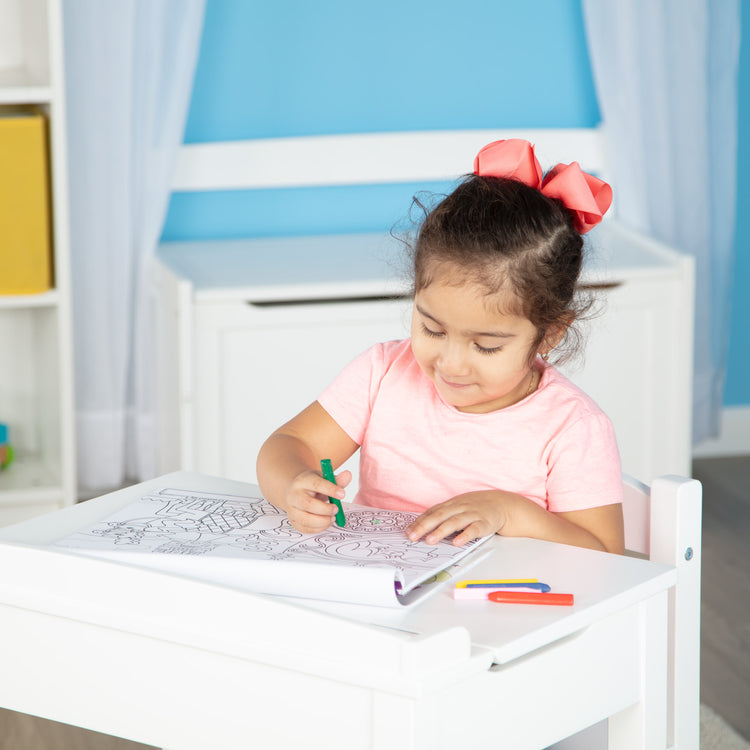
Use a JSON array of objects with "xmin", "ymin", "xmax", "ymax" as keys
[{"xmin": 465, "ymin": 581, "xmax": 551, "ymax": 592}]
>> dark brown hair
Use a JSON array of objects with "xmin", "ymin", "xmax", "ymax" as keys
[{"xmin": 411, "ymin": 175, "xmax": 591, "ymax": 364}]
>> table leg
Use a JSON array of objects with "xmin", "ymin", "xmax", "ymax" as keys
[{"xmin": 608, "ymin": 590, "xmax": 669, "ymax": 750}]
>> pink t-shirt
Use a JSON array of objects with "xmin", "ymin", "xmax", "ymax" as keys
[{"xmin": 318, "ymin": 338, "xmax": 622, "ymax": 514}]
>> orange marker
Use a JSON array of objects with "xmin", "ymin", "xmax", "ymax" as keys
[{"xmin": 488, "ymin": 591, "xmax": 574, "ymax": 606}]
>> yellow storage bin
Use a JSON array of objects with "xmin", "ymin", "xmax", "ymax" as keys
[{"xmin": 0, "ymin": 106, "xmax": 53, "ymax": 294}]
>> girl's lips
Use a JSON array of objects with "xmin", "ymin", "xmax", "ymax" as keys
[{"xmin": 439, "ymin": 375, "xmax": 474, "ymax": 389}]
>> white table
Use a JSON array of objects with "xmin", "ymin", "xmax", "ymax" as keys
[{"xmin": 0, "ymin": 472, "xmax": 676, "ymax": 749}]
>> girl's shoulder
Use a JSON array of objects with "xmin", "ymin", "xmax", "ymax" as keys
[
  {"xmin": 364, "ymin": 338, "xmax": 415, "ymax": 375},
  {"xmin": 338, "ymin": 338, "xmax": 418, "ymax": 392},
  {"xmin": 374, "ymin": 337, "xmax": 412, "ymax": 359},
  {"xmin": 537, "ymin": 364, "xmax": 608, "ymax": 419}
]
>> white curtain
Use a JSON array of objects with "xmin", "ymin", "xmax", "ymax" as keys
[
  {"xmin": 581, "ymin": 0, "xmax": 740, "ymax": 444},
  {"xmin": 64, "ymin": 0, "xmax": 205, "ymax": 491}
]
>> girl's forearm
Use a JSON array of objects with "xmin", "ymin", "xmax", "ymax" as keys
[
  {"xmin": 255, "ymin": 433, "xmax": 317, "ymax": 511},
  {"xmin": 500, "ymin": 492, "xmax": 615, "ymax": 553}
]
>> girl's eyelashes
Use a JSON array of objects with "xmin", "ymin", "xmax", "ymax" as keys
[
  {"xmin": 475, "ymin": 343, "xmax": 503, "ymax": 355},
  {"xmin": 420, "ymin": 323, "xmax": 444, "ymax": 338},
  {"xmin": 420, "ymin": 323, "xmax": 503, "ymax": 355}
]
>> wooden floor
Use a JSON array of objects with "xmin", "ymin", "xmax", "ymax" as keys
[
  {"xmin": 0, "ymin": 455, "xmax": 748, "ymax": 748},
  {"xmin": 693, "ymin": 454, "xmax": 750, "ymax": 742}
]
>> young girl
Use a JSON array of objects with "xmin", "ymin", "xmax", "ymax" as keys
[{"xmin": 256, "ymin": 138, "xmax": 625, "ymax": 555}]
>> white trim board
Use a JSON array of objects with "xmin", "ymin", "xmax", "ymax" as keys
[
  {"xmin": 172, "ymin": 128, "xmax": 607, "ymax": 191},
  {"xmin": 692, "ymin": 406, "xmax": 750, "ymax": 458}
]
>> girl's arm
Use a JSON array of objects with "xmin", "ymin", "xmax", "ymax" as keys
[
  {"xmin": 256, "ymin": 401, "xmax": 359, "ymax": 534},
  {"xmin": 406, "ymin": 491, "xmax": 625, "ymax": 554}
]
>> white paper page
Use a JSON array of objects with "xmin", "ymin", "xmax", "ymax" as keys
[{"xmin": 52, "ymin": 488, "xmax": 490, "ymax": 607}]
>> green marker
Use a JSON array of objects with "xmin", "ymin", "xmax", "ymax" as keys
[{"xmin": 320, "ymin": 458, "xmax": 346, "ymax": 527}]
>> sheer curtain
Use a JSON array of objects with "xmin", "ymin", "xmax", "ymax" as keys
[
  {"xmin": 581, "ymin": 0, "xmax": 740, "ymax": 444},
  {"xmin": 64, "ymin": 0, "xmax": 205, "ymax": 491}
]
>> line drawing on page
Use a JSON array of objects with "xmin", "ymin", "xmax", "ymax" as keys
[{"xmin": 53, "ymin": 489, "xmax": 479, "ymax": 574}]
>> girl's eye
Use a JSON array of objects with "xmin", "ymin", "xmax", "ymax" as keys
[
  {"xmin": 421, "ymin": 323, "xmax": 444, "ymax": 338},
  {"xmin": 475, "ymin": 343, "xmax": 503, "ymax": 355}
]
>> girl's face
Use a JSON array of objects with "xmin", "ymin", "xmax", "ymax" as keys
[{"xmin": 411, "ymin": 266, "xmax": 540, "ymax": 413}]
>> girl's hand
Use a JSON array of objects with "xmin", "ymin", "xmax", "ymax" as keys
[
  {"xmin": 284, "ymin": 468, "xmax": 352, "ymax": 534},
  {"xmin": 405, "ymin": 490, "xmax": 626, "ymax": 554},
  {"xmin": 405, "ymin": 491, "xmax": 512, "ymax": 547}
]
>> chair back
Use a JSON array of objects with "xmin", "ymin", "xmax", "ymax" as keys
[{"xmin": 622, "ymin": 474, "xmax": 703, "ymax": 750}]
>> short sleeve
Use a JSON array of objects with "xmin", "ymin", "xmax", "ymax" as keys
[
  {"xmin": 317, "ymin": 343, "xmax": 388, "ymax": 445},
  {"xmin": 545, "ymin": 413, "xmax": 623, "ymax": 512}
]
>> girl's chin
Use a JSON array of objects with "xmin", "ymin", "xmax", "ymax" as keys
[
  {"xmin": 438, "ymin": 389, "xmax": 487, "ymax": 412},
  {"xmin": 440, "ymin": 388, "xmax": 521, "ymax": 414}
]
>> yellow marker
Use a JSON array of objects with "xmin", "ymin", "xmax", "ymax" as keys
[{"xmin": 455, "ymin": 578, "xmax": 538, "ymax": 589}]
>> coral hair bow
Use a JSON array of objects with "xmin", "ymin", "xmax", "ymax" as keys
[{"xmin": 473, "ymin": 139, "xmax": 612, "ymax": 233}]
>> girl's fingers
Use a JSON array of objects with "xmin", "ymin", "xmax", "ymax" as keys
[
  {"xmin": 424, "ymin": 516, "xmax": 483, "ymax": 546},
  {"xmin": 451, "ymin": 522, "xmax": 487, "ymax": 547},
  {"xmin": 289, "ymin": 511, "xmax": 334, "ymax": 534},
  {"xmin": 407, "ymin": 503, "xmax": 495, "ymax": 545},
  {"xmin": 287, "ymin": 495, "xmax": 338, "ymax": 532},
  {"xmin": 294, "ymin": 491, "xmax": 338, "ymax": 518},
  {"xmin": 408, "ymin": 513, "xmax": 466, "ymax": 544},
  {"xmin": 292, "ymin": 472, "xmax": 345, "ymax": 503},
  {"xmin": 334, "ymin": 469, "xmax": 352, "ymax": 488},
  {"xmin": 406, "ymin": 492, "xmax": 506, "ymax": 545},
  {"xmin": 406, "ymin": 502, "xmax": 459, "ymax": 541},
  {"xmin": 314, "ymin": 478, "xmax": 345, "ymax": 500},
  {"xmin": 284, "ymin": 467, "xmax": 352, "ymax": 535}
]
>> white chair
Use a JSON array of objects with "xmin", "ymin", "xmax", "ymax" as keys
[
  {"xmin": 553, "ymin": 474, "xmax": 703, "ymax": 750},
  {"xmin": 625, "ymin": 475, "xmax": 702, "ymax": 750}
]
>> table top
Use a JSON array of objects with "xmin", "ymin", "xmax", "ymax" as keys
[{"xmin": 0, "ymin": 472, "xmax": 676, "ymax": 668}]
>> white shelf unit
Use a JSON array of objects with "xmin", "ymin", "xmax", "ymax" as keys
[
  {"xmin": 153, "ymin": 220, "xmax": 694, "ymax": 489},
  {"xmin": 0, "ymin": 0, "xmax": 76, "ymax": 525}
]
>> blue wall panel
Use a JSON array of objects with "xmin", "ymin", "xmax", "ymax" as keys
[
  {"xmin": 184, "ymin": 0, "xmax": 598, "ymax": 142},
  {"xmin": 163, "ymin": 180, "xmax": 457, "ymax": 239}
]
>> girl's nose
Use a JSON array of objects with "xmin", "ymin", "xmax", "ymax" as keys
[{"xmin": 438, "ymin": 340, "xmax": 470, "ymax": 376}]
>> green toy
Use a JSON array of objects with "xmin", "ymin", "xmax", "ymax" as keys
[{"xmin": 0, "ymin": 423, "xmax": 13, "ymax": 469}]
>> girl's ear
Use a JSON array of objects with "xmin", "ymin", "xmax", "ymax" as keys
[{"xmin": 541, "ymin": 317, "xmax": 574, "ymax": 358}]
